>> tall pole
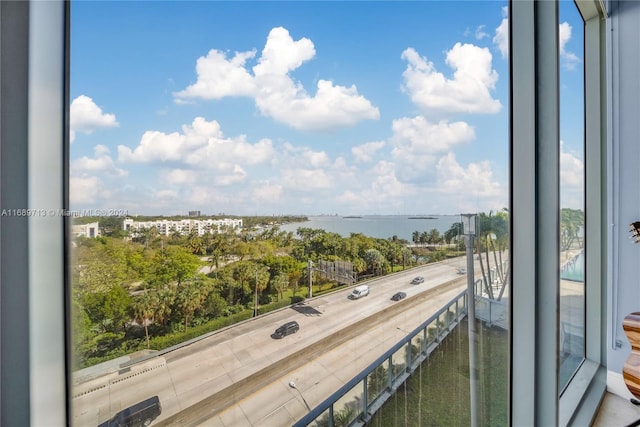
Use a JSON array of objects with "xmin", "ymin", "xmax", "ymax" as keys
[
  {"xmin": 308, "ymin": 260, "xmax": 313, "ymax": 298},
  {"xmin": 466, "ymin": 233, "xmax": 479, "ymax": 427},
  {"xmin": 254, "ymin": 269, "xmax": 258, "ymax": 317}
]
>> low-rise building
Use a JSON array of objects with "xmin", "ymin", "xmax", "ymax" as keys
[
  {"xmin": 71, "ymin": 221, "xmax": 100, "ymax": 238},
  {"xmin": 122, "ymin": 217, "xmax": 242, "ymax": 237}
]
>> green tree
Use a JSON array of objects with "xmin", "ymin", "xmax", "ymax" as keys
[
  {"xmin": 154, "ymin": 288, "xmax": 176, "ymax": 327},
  {"xmin": 427, "ymin": 228, "xmax": 442, "ymax": 245},
  {"xmin": 148, "ymin": 246, "xmax": 200, "ymax": 287},
  {"xmin": 207, "ymin": 231, "xmax": 232, "ymax": 270},
  {"xmin": 174, "ymin": 281, "xmax": 205, "ymax": 331},
  {"xmin": 476, "ymin": 210, "xmax": 510, "ymax": 300},
  {"xmin": 364, "ymin": 248, "xmax": 387, "ymax": 276},
  {"xmin": 202, "ymin": 292, "xmax": 228, "ymax": 319},
  {"xmin": 83, "ymin": 285, "xmax": 131, "ymax": 334},
  {"xmin": 75, "ymin": 238, "xmax": 130, "ymax": 294},
  {"xmin": 412, "ymin": 230, "xmax": 420, "ymax": 245},
  {"xmin": 272, "ymin": 273, "xmax": 290, "ymax": 301},
  {"xmin": 253, "ymin": 265, "xmax": 271, "ymax": 312},
  {"xmin": 289, "ymin": 270, "xmax": 302, "ymax": 296},
  {"xmin": 186, "ymin": 233, "xmax": 205, "ymax": 255},
  {"xmin": 419, "ymin": 231, "xmax": 429, "ymax": 245},
  {"xmin": 560, "ymin": 208, "xmax": 584, "ymax": 251},
  {"xmin": 444, "ymin": 222, "xmax": 463, "ymax": 245},
  {"xmin": 131, "ymin": 292, "xmax": 158, "ymax": 348}
]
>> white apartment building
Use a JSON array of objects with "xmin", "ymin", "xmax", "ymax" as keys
[
  {"xmin": 122, "ymin": 217, "xmax": 243, "ymax": 237},
  {"xmin": 71, "ymin": 221, "xmax": 100, "ymax": 238}
]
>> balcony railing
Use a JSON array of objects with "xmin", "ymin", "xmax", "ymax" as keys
[{"xmin": 293, "ymin": 289, "xmax": 468, "ymax": 427}]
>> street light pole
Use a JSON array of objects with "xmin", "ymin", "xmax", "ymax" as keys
[
  {"xmin": 462, "ymin": 213, "xmax": 479, "ymax": 427},
  {"xmin": 254, "ymin": 269, "xmax": 258, "ymax": 317},
  {"xmin": 308, "ymin": 260, "xmax": 313, "ymax": 298},
  {"xmin": 254, "ymin": 266, "xmax": 270, "ymax": 317}
]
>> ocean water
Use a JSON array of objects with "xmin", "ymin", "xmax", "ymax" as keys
[{"xmin": 278, "ymin": 215, "xmax": 461, "ymax": 242}]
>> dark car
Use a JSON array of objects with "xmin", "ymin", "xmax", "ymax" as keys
[
  {"xmin": 98, "ymin": 395, "xmax": 161, "ymax": 427},
  {"xmin": 272, "ymin": 321, "xmax": 300, "ymax": 339},
  {"xmin": 391, "ymin": 291, "xmax": 407, "ymax": 301},
  {"xmin": 411, "ymin": 276, "xmax": 424, "ymax": 284}
]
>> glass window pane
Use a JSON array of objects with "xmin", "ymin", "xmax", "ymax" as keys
[
  {"xmin": 559, "ymin": 0, "xmax": 586, "ymax": 392},
  {"xmin": 69, "ymin": 2, "xmax": 509, "ymax": 425}
]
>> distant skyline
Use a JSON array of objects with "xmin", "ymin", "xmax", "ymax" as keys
[{"xmin": 70, "ymin": 1, "xmax": 584, "ymax": 216}]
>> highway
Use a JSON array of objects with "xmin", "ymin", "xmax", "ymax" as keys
[{"xmin": 72, "ymin": 256, "xmax": 473, "ymax": 426}]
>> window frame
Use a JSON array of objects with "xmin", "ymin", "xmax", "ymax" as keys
[
  {"xmin": 0, "ymin": 1, "xmax": 68, "ymax": 425},
  {"xmin": 510, "ymin": 0, "xmax": 607, "ymax": 425},
  {"xmin": 0, "ymin": 1, "xmax": 609, "ymax": 425}
]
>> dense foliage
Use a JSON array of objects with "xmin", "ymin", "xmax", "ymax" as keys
[
  {"xmin": 70, "ymin": 217, "xmax": 447, "ymax": 368},
  {"xmin": 70, "ymin": 209, "xmax": 579, "ymax": 370}
]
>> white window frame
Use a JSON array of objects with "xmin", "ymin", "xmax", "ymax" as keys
[
  {"xmin": 1, "ymin": 1, "xmax": 609, "ymax": 425},
  {"xmin": 510, "ymin": 0, "xmax": 607, "ymax": 425}
]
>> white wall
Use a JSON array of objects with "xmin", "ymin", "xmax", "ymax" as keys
[{"xmin": 607, "ymin": 0, "xmax": 640, "ymax": 393}]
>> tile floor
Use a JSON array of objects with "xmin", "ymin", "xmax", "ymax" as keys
[{"xmin": 593, "ymin": 392, "xmax": 640, "ymax": 426}]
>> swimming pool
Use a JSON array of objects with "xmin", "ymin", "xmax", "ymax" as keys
[{"xmin": 561, "ymin": 251, "xmax": 584, "ymax": 282}]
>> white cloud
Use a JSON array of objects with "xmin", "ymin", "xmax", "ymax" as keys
[
  {"xmin": 71, "ymin": 145, "xmax": 128, "ymax": 177},
  {"xmin": 388, "ymin": 115, "xmax": 475, "ymax": 184},
  {"xmin": 560, "ymin": 141, "xmax": 584, "ymax": 209},
  {"xmin": 254, "ymin": 78, "xmax": 380, "ymax": 132},
  {"xmin": 391, "ymin": 116, "xmax": 475, "ymax": 157},
  {"xmin": 475, "ymin": 25, "xmax": 489, "ymax": 40},
  {"xmin": 253, "ymin": 27, "xmax": 315, "ymax": 76},
  {"xmin": 434, "ymin": 152, "xmax": 505, "ymax": 211},
  {"xmin": 251, "ymin": 182, "xmax": 283, "ymax": 204},
  {"xmin": 174, "ymin": 27, "xmax": 380, "ymax": 131},
  {"xmin": 282, "ymin": 143, "xmax": 331, "ymax": 168},
  {"xmin": 162, "ymin": 169, "xmax": 198, "ymax": 186},
  {"xmin": 70, "ymin": 95, "xmax": 119, "ymax": 142},
  {"xmin": 493, "ymin": 6, "xmax": 509, "ymax": 59},
  {"xmin": 280, "ymin": 168, "xmax": 334, "ymax": 191},
  {"xmin": 401, "ymin": 44, "xmax": 501, "ymax": 116},
  {"xmin": 213, "ymin": 165, "xmax": 248, "ymax": 186},
  {"xmin": 70, "ymin": 175, "xmax": 103, "ymax": 205},
  {"xmin": 560, "ymin": 150, "xmax": 584, "ymax": 187},
  {"xmin": 118, "ymin": 117, "xmax": 275, "ymax": 173},
  {"xmin": 173, "ymin": 49, "xmax": 257, "ymax": 99},
  {"xmin": 352, "ymin": 141, "xmax": 385, "ymax": 163},
  {"xmin": 493, "ymin": 11, "xmax": 581, "ymax": 70},
  {"xmin": 559, "ymin": 22, "xmax": 581, "ymax": 70}
]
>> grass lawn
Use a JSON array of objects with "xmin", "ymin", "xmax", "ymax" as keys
[{"xmin": 368, "ymin": 319, "xmax": 508, "ymax": 427}]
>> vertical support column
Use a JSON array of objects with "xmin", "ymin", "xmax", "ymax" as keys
[
  {"xmin": 466, "ymin": 233, "xmax": 478, "ymax": 427},
  {"xmin": 308, "ymin": 260, "xmax": 313, "ymax": 298},
  {"xmin": 1, "ymin": 3, "xmax": 31, "ymax": 425},
  {"xmin": 511, "ymin": 1, "xmax": 560, "ymax": 425},
  {"xmin": 28, "ymin": 2, "xmax": 68, "ymax": 425}
]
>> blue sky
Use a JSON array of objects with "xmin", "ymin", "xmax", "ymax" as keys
[{"xmin": 70, "ymin": 1, "xmax": 584, "ymax": 216}]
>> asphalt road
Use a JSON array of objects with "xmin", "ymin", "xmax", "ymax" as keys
[{"xmin": 72, "ymin": 256, "xmax": 473, "ymax": 427}]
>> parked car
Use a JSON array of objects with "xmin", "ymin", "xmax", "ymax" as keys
[
  {"xmin": 348, "ymin": 285, "xmax": 370, "ymax": 299},
  {"xmin": 411, "ymin": 276, "xmax": 424, "ymax": 284},
  {"xmin": 391, "ymin": 291, "xmax": 407, "ymax": 301},
  {"xmin": 272, "ymin": 321, "xmax": 300, "ymax": 339},
  {"xmin": 99, "ymin": 395, "xmax": 161, "ymax": 427}
]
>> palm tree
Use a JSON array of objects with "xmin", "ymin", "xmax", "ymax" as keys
[
  {"xmin": 174, "ymin": 282, "xmax": 204, "ymax": 331},
  {"xmin": 273, "ymin": 273, "xmax": 289, "ymax": 301},
  {"xmin": 186, "ymin": 233, "xmax": 205, "ymax": 255},
  {"xmin": 444, "ymin": 222, "xmax": 463, "ymax": 244},
  {"xmin": 131, "ymin": 292, "xmax": 158, "ymax": 349},
  {"xmin": 560, "ymin": 208, "xmax": 584, "ymax": 251},
  {"xmin": 476, "ymin": 210, "xmax": 510, "ymax": 300},
  {"xmin": 154, "ymin": 288, "xmax": 175, "ymax": 328}
]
